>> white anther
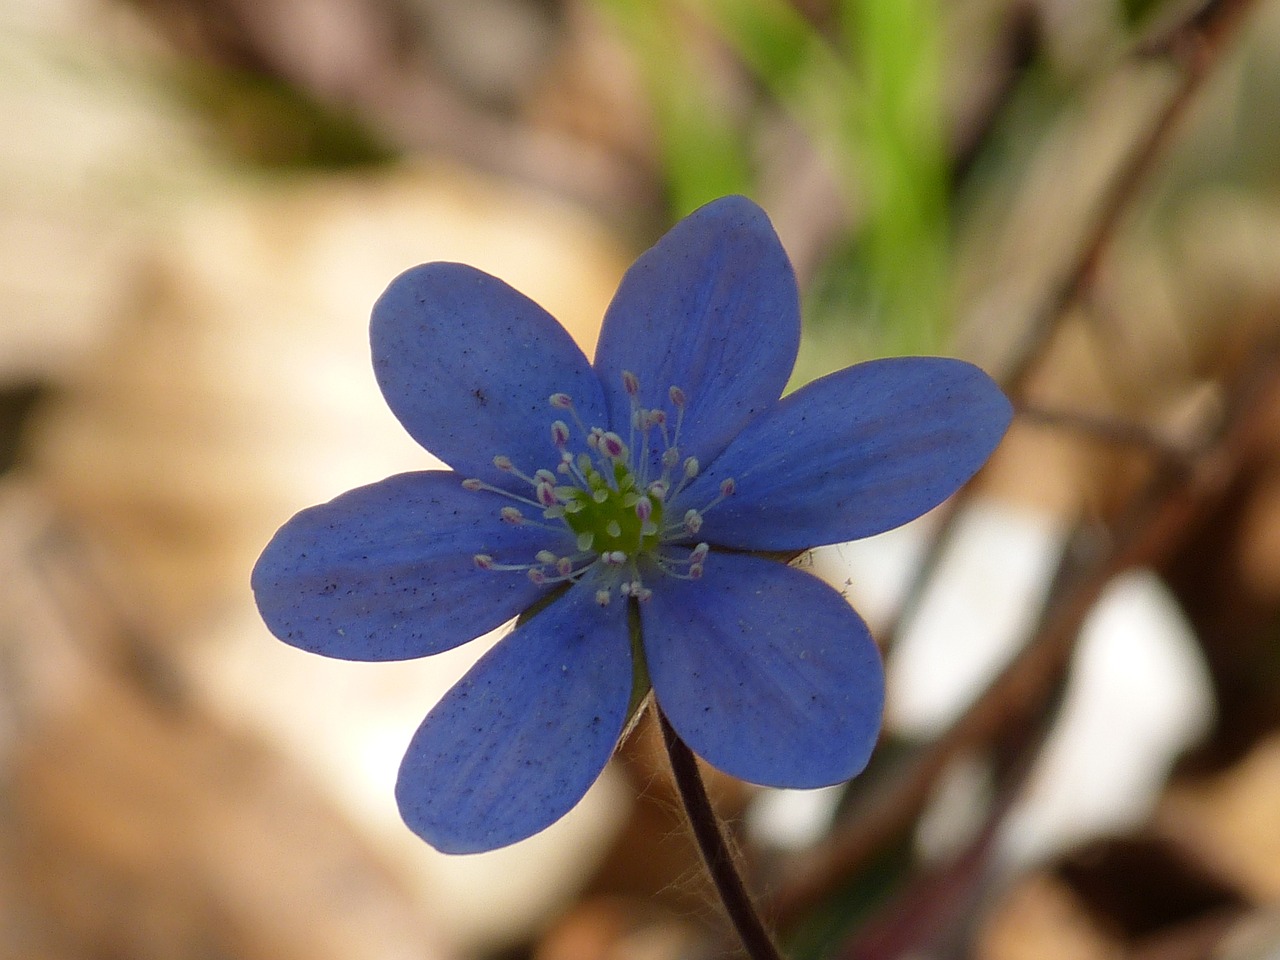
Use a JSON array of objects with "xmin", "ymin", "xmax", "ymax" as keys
[
  {"xmin": 690, "ymin": 542, "xmax": 710, "ymax": 563},
  {"xmin": 622, "ymin": 370, "xmax": 640, "ymax": 396},
  {"xmin": 473, "ymin": 554, "xmax": 494, "ymax": 570},
  {"xmin": 596, "ymin": 589, "xmax": 611, "ymax": 607},
  {"xmin": 535, "ymin": 469, "xmax": 557, "ymax": 484},
  {"xmin": 462, "ymin": 478, "xmax": 483, "ymax": 491},
  {"xmin": 500, "ymin": 506, "xmax": 524, "ymax": 524},
  {"xmin": 493, "ymin": 455, "xmax": 514, "ymax": 471},
  {"xmin": 551, "ymin": 421, "xmax": 570, "ymax": 447},
  {"xmin": 528, "ymin": 568, "xmax": 546, "ymax": 585},
  {"xmin": 633, "ymin": 586, "xmax": 653, "ymax": 602},
  {"xmin": 535, "ymin": 550, "xmax": 558, "ymax": 564},
  {"xmin": 720, "ymin": 477, "xmax": 736, "ymax": 496},
  {"xmin": 600, "ymin": 432, "xmax": 626, "ymax": 459},
  {"xmin": 669, "ymin": 385, "xmax": 686, "ymax": 407},
  {"xmin": 683, "ymin": 509, "xmax": 703, "ymax": 534},
  {"xmin": 648, "ymin": 480, "xmax": 669, "ymax": 501},
  {"xmin": 689, "ymin": 564, "xmax": 703, "ymax": 580},
  {"xmin": 536, "ymin": 481, "xmax": 558, "ymax": 507},
  {"xmin": 662, "ymin": 448, "xmax": 681, "ymax": 468},
  {"xmin": 684, "ymin": 457, "xmax": 700, "ymax": 479},
  {"xmin": 635, "ymin": 497, "xmax": 652, "ymax": 522},
  {"xmin": 550, "ymin": 393, "xmax": 573, "ymax": 409},
  {"xmin": 604, "ymin": 550, "xmax": 627, "ymax": 566},
  {"xmin": 556, "ymin": 557, "xmax": 574, "ymax": 577}
]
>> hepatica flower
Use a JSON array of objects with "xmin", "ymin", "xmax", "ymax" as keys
[{"xmin": 252, "ymin": 196, "xmax": 1011, "ymax": 854}]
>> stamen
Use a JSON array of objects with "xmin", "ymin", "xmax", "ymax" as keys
[
  {"xmin": 463, "ymin": 478, "xmax": 544, "ymax": 508},
  {"xmin": 596, "ymin": 589, "xmax": 611, "ymax": 607},
  {"xmin": 600, "ymin": 432, "xmax": 626, "ymax": 460},
  {"xmin": 549, "ymin": 393, "xmax": 573, "ymax": 409},
  {"xmin": 500, "ymin": 506, "xmax": 525, "ymax": 525},
  {"xmin": 653, "ymin": 543, "xmax": 711, "ymax": 581},
  {"xmin": 536, "ymin": 481, "xmax": 558, "ymax": 507},
  {"xmin": 622, "ymin": 370, "xmax": 640, "ymax": 396},
  {"xmin": 683, "ymin": 509, "xmax": 702, "ymax": 535},
  {"xmin": 688, "ymin": 476, "xmax": 738, "ymax": 518},
  {"xmin": 493, "ymin": 455, "xmax": 514, "ymax": 472},
  {"xmin": 551, "ymin": 421, "xmax": 570, "ymax": 447},
  {"xmin": 473, "ymin": 554, "xmax": 494, "ymax": 569},
  {"xmin": 635, "ymin": 497, "xmax": 652, "ymax": 523},
  {"xmin": 535, "ymin": 550, "xmax": 558, "ymax": 564},
  {"xmin": 669, "ymin": 386, "xmax": 687, "ymax": 452}
]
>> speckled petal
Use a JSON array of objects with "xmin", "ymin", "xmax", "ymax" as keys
[
  {"xmin": 371, "ymin": 263, "xmax": 607, "ymax": 488},
  {"xmin": 252, "ymin": 471, "xmax": 561, "ymax": 661},
  {"xmin": 396, "ymin": 579, "xmax": 632, "ymax": 853},
  {"xmin": 593, "ymin": 196, "xmax": 800, "ymax": 471},
  {"xmin": 642, "ymin": 552, "xmax": 883, "ymax": 787},
  {"xmin": 685, "ymin": 357, "xmax": 1012, "ymax": 550}
]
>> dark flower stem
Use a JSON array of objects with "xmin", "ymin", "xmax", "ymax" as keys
[{"xmin": 657, "ymin": 707, "xmax": 785, "ymax": 960}]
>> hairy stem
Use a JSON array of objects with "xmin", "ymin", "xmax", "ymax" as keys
[{"xmin": 658, "ymin": 707, "xmax": 784, "ymax": 960}]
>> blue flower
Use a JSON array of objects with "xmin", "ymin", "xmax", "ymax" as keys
[{"xmin": 252, "ymin": 196, "xmax": 1012, "ymax": 854}]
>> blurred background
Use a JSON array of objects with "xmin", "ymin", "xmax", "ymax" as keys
[{"xmin": 3, "ymin": 0, "xmax": 1280, "ymax": 957}]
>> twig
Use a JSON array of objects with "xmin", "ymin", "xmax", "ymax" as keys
[
  {"xmin": 1001, "ymin": 0, "xmax": 1262, "ymax": 396},
  {"xmin": 1015, "ymin": 403, "xmax": 1194, "ymax": 466}
]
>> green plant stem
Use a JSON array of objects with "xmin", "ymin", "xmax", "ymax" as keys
[{"xmin": 657, "ymin": 707, "xmax": 785, "ymax": 960}]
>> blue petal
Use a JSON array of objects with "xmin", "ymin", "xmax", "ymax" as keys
[
  {"xmin": 396, "ymin": 580, "xmax": 633, "ymax": 853},
  {"xmin": 252, "ymin": 471, "xmax": 561, "ymax": 661},
  {"xmin": 642, "ymin": 552, "xmax": 883, "ymax": 787},
  {"xmin": 684, "ymin": 357, "xmax": 1012, "ymax": 550},
  {"xmin": 371, "ymin": 263, "xmax": 608, "ymax": 488},
  {"xmin": 593, "ymin": 196, "xmax": 800, "ymax": 471}
]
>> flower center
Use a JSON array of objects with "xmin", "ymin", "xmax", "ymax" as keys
[
  {"xmin": 464, "ymin": 371, "xmax": 735, "ymax": 606},
  {"xmin": 560, "ymin": 460, "xmax": 665, "ymax": 557}
]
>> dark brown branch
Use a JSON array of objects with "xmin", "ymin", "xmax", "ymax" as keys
[
  {"xmin": 1015, "ymin": 403, "xmax": 1195, "ymax": 466},
  {"xmin": 1001, "ymin": 0, "xmax": 1262, "ymax": 397}
]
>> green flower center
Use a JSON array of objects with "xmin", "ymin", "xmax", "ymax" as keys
[{"xmin": 562, "ymin": 460, "xmax": 665, "ymax": 557}]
